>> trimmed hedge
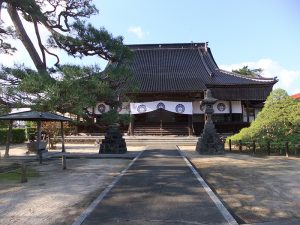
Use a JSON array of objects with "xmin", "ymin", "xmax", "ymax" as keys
[{"xmin": 0, "ymin": 128, "xmax": 26, "ymax": 145}]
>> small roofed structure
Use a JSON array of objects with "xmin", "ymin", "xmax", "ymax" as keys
[
  {"xmin": 0, "ymin": 111, "xmax": 72, "ymax": 160},
  {"xmin": 291, "ymin": 93, "xmax": 300, "ymax": 101}
]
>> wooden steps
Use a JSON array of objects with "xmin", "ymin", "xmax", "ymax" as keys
[
  {"xmin": 54, "ymin": 135, "xmax": 198, "ymax": 146},
  {"xmin": 134, "ymin": 122, "xmax": 189, "ymax": 136}
]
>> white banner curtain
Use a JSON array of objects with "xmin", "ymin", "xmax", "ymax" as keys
[{"xmin": 130, "ymin": 101, "xmax": 193, "ymax": 115}]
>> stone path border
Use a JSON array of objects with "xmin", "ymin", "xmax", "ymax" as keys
[
  {"xmin": 71, "ymin": 151, "xmax": 144, "ymax": 225},
  {"xmin": 176, "ymin": 146, "xmax": 238, "ymax": 225}
]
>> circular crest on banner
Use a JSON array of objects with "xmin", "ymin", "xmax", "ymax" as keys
[
  {"xmin": 156, "ymin": 102, "xmax": 165, "ymax": 109},
  {"xmin": 175, "ymin": 104, "xmax": 185, "ymax": 113},
  {"xmin": 137, "ymin": 104, "xmax": 147, "ymax": 113},
  {"xmin": 97, "ymin": 104, "xmax": 106, "ymax": 113},
  {"xmin": 217, "ymin": 103, "xmax": 226, "ymax": 112}
]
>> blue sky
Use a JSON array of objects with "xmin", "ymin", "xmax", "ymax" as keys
[
  {"xmin": 1, "ymin": 0, "xmax": 300, "ymax": 94},
  {"xmin": 91, "ymin": 0, "xmax": 300, "ymax": 95}
]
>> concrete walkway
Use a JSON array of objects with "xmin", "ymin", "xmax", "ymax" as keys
[{"xmin": 78, "ymin": 146, "xmax": 237, "ymax": 225}]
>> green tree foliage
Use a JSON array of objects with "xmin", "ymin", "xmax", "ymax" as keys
[
  {"xmin": 228, "ymin": 89, "xmax": 300, "ymax": 147},
  {"xmin": 232, "ymin": 65, "xmax": 263, "ymax": 78},
  {"xmin": 0, "ymin": 0, "xmax": 133, "ymax": 117},
  {"xmin": 99, "ymin": 110, "xmax": 131, "ymax": 126}
]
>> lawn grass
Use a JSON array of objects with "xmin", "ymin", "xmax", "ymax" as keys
[{"xmin": 0, "ymin": 165, "xmax": 39, "ymax": 181}]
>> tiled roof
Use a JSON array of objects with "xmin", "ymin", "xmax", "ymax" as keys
[
  {"xmin": 126, "ymin": 43, "xmax": 277, "ymax": 93},
  {"xmin": 291, "ymin": 93, "xmax": 300, "ymax": 100}
]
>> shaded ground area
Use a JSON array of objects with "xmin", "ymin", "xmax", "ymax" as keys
[
  {"xmin": 82, "ymin": 146, "xmax": 231, "ymax": 225},
  {"xmin": 180, "ymin": 146, "xmax": 300, "ymax": 224},
  {"xmin": 0, "ymin": 144, "xmax": 142, "ymax": 225}
]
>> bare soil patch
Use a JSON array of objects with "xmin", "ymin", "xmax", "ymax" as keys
[
  {"xmin": 0, "ymin": 143, "xmax": 139, "ymax": 225},
  {"xmin": 180, "ymin": 146, "xmax": 300, "ymax": 224}
]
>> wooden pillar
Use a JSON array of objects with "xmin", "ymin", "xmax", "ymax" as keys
[
  {"xmin": 229, "ymin": 101, "xmax": 233, "ymax": 122},
  {"xmin": 61, "ymin": 121, "xmax": 65, "ymax": 152},
  {"xmin": 188, "ymin": 115, "xmax": 193, "ymax": 136},
  {"xmin": 160, "ymin": 109, "xmax": 162, "ymax": 136},
  {"xmin": 75, "ymin": 115, "xmax": 79, "ymax": 135},
  {"xmin": 92, "ymin": 107, "xmax": 95, "ymax": 133},
  {"xmin": 128, "ymin": 121, "xmax": 132, "ymax": 136},
  {"xmin": 128, "ymin": 115, "xmax": 134, "ymax": 136},
  {"xmin": 37, "ymin": 121, "xmax": 42, "ymax": 164},
  {"xmin": 4, "ymin": 120, "xmax": 13, "ymax": 158},
  {"xmin": 246, "ymin": 101, "xmax": 250, "ymax": 123}
]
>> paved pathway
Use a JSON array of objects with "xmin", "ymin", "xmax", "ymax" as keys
[{"xmin": 79, "ymin": 146, "xmax": 236, "ymax": 225}]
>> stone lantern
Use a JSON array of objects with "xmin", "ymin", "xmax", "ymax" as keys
[{"xmin": 196, "ymin": 89, "xmax": 224, "ymax": 154}]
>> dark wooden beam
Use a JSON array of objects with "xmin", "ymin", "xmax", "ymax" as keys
[
  {"xmin": 229, "ymin": 101, "xmax": 233, "ymax": 122},
  {"xmin": 4, "ymin": 120, "xmax": 13, "ymax": 158}
]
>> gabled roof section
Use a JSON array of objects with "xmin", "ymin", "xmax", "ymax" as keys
[
  {"xmin": 126, "ymin": 43, "xmax": 277, "ymax": 93},
  {"xmin": 0, "ymin": 111, "xmax": 72, "ymax": 121}
]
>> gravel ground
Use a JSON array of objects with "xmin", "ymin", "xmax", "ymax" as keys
[
  {"xmin": 0, "ymin": 144, "xmax": 144, "ymax": 225},
  {"xmin": 180, "ymin": 146, "xmax": 300, "ymax": 224}
]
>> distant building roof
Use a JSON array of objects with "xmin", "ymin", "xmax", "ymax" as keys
[
  {"xmin": 291, "ymin": 93, "xmax": 300, "ymax": 101},
  {"xmin": 0, "ymin": 111, "xmax": 72, "ymax": 121},
  {"xmin": 125, "ymin": 43, "xmax": 277, "ymax": 100}
]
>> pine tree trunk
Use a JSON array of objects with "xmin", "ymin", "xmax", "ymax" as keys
[{"xmin": 7, "ymin": 3, "xmax": 47, "ymax": 74}]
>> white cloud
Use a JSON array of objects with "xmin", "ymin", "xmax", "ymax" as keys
[
  {"xmin": 128, "ymin": 26, "xmax": 149, "ymax": 39},
  {"xmin": 220, "ymin": 58, "xmax": 300, "ymax": 95}
]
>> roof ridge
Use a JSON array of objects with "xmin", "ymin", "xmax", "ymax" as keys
[
  {"xmin": 218, "ymin": 69, "xmax": 277, "ymax": 83},
  {"xmin": 127, "ymin": 43, "xmax": 207, "ymax": 50}
]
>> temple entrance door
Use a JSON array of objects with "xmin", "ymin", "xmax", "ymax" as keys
[
  {"xmin": 146, "ymin": 109, "xmax": 186, "ymax": 123},
  {"xmin": 134, "ymin": 109, "xmax": 189, "ymax": 136}
]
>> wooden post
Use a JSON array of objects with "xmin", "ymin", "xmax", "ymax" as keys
[
  {"xmin": 37, "ymin": 121, "xmax": 42, "ymax": 164},
  {"xmin": 20, "ymin": 162, "xmax": 28, "ymax": 183},
  {"xmin": 62, "ymin": 154, "xmax": 66, "ymax": 170},
  {"xmin": 252, "ymin": 141, "xmax": 256, "ymax": 155},
  {"xmin": 229, "ymin": 139, "xmax": 232, "ymax": 152},
  {"xmin": 267, "ymin": 141, "xmax": 271, "ymax": 156},
  {"xmin": 4, "ymin": 120, "xmax": 13, "ymax": 158},
  {"xmin": 238, "ymin": 140, "xmax": 242, "ymax": 152},
  {"xmin": 285, "ymin": 141, "xmax": 289, "ymax": 158},
  {"xmin": 61, "ymin": 121, "xmax": 65, "ymax": 152}
]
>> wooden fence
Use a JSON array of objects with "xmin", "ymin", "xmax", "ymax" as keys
[{"xmin": 226, "ymin": 139, "xmax": 300, "ymax": 157}]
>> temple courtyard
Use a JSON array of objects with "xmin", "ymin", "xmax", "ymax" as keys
[{"xmin": 0, "ymin": 144, "xmax": 299, "ymax": 225}]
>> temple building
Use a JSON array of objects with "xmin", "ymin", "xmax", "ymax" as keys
[{"xmin": 92, "ymin": 43, "xmax": 277, "ymax": 136}]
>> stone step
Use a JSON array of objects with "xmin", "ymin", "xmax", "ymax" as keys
[{"xmin": 53, "ymin": 136, "xmax": 199, "ymax": 146}]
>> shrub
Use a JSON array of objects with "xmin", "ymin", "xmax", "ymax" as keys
[
  {"xmin": 0, "ymin": 128, "xmax": 26, "ymax": 145},
  {"xmin": 227, "ymin": 89, "xmax": 300, "ymax": 149}
]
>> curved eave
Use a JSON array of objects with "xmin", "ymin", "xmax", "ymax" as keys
[{"xmin": 218, "ymin": 69, "xmax": 277, "ymax": 82}]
